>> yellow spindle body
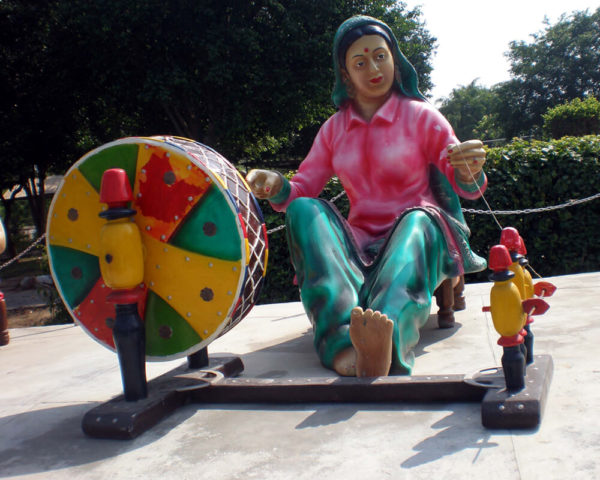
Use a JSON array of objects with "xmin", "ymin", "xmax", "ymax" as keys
[
  {"xmin": 490, "ymin": 279, "xmax": 527, "ymax": 337},
  {"xmin": 99, "ymin": 218, "xmax": 144, "ymax": 290},
  {"xmin": 508, "ymin": 262, "xmax": 526, "ymax": 299},
  {"xmin": 522, "ymin": 266, "xmax": 534, "ymax": 299}
]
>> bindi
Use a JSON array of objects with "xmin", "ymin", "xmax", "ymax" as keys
[{"xmin": 364, "ymin": 48, "xmax": 369, "ymax": 53}]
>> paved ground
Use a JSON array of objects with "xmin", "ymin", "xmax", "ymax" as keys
[{"xmin": 1, "ymin": 272, "xmax": 599, "ymax": 479}]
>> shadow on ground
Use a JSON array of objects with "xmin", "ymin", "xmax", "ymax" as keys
[
  {"xmin": 0, "ymin": 403, "xmax": 197, "ymax": 477},
  {"xmin": 0, "ymin": 314, "xmax": 467, "ymax": 476}
]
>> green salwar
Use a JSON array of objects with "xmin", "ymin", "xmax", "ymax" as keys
[{"xmin": 285, "ymin": 197, "xmax": 457, "ymax": 374}]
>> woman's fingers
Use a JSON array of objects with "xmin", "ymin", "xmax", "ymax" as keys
[
  {"xmin": 448, "ymin": 154, "xmax": 486, "ymax": 168},
  {"xmin": 246, "ymin": 169, "xmax": 267, "ymax": 197},
  {"xmin": 447, "ymin": 139, "xmax": 484, "ymax": 153},
  {"xmin": 246, "ymin": 169, "xmax": 265, "ymax": 188},
  {"xmin": 246, "ymin": 169, "xmax": 282, "ymax": 199},
  {"xmin": 263, "ymin": 173, "xmax": 280, "ymax": 195},
  {"xmin": 447, "ymin": 140, "xmax": 486, "ymax": 168}
]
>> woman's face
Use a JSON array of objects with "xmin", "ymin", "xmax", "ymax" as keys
[{"xmin": 344, "ymin": 35, "xmax": 395, "ymax": 104}]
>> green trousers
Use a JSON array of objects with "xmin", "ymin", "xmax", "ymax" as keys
[{"xmin": 285, "ymin": 198, "xmax": 456, "ymax": 374}]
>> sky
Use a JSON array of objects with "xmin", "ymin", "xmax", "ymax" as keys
[{"xmin": 402, "ymin": 0, "xmax": 600, "ymax": 104}]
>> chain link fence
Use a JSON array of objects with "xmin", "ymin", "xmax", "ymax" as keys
[
  {"xmin": 1, "ymin": 191, "xmax": 598, "ymax": 271},
  {"xmin": 0, "ymin": 233, "xmax": 47, "ymax": 272},
  {"xmin": 266, "ymin": 191, "xmax": 600, "ymax": 235}
]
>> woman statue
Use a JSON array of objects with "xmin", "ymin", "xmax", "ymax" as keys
[{"xmin": 246, "ymin": 16, "xmax": 487, "ymax": 377}]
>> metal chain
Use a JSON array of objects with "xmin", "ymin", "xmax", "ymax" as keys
[
  {"xmin": 266, "ymin": 191, "xmax": 600, "ymax": 235},
  {"xmin": 0, "ymin": 233, "xmax": 46, "ymax": 272},
  {"xmin": 330, "ymin": 190, "xmax": 347, "ymax": 203},
  {"xmin": 266, "ymin": 223, "xmax": 287, "ymax": 235},
  {"xmin": 463, "ymin": 192, "xmax": 600, "ymax": 215},
  {"xmin": 5, "ymin": 191, "xmax": 598, "ymax": 252}
]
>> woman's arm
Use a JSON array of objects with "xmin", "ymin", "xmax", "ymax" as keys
[
  {"xmin": 418, "ymin": 102, "xmax": 487, "ymax": 199},
  {"xmin": 246, "ymin": 117, "xmax": 336, "ymax": 212}
]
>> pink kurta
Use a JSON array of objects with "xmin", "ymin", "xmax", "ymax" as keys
[{"xmin": 272, "ymin": 93, "xmax": 487, "ymax": 250}]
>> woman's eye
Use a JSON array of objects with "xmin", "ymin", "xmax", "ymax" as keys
[
  {"xmin": 355, "ymin": 61, "xmax": 364, "ymax": 68},
  {"xmin": 377, "ymin": 53, "xmax": 386, "ymax": 60}
]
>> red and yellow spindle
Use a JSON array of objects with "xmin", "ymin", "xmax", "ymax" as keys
[{"xmin": 99, "ymin": 168, "xmax": 147, "ymax": 401}]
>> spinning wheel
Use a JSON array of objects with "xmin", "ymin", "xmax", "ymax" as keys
[{"xmin": 47, "ymin": 136, "xmax": 268, "ymax": 360}]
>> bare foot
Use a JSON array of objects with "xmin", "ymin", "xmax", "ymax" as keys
[
  {"xmin": 349, "ymin": 307, "xmax": 393, "ymax": 377},
  {"xmin": 333, "ymin": 347, "xmax": 357, "ymax": 377}
]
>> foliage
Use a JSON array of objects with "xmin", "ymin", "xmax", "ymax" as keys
[
  {"xmin": 0, "ymin": 1, "xmax": 82, "ymax": 237},
  {"xmin": 259, "ymin": 136, "xmax": 600, "ymax": 302},
  {"xmin": 472, "ymin": 114, "xmax": 505, "ymax": 144},
  {"xmin": 496, "ymin": 8, "xmax": 600, "ymax": 139},
  {"xmin": 438, "ymin": 80, "xmax": 500, "ymax": 141},
  {"xmin": 437, "ymin": 8, "xmax": 600, "ymax": 142},
  {"xmin": 13, "ymin": 0, "xmax": 434, "ymax": 166},
  {"xmin": 36, "ymin": 285, "xmax": 73, "ymax": 325},
  {"xmin": 0, "ymin": 0, "xmax": 435, "ymax": 251},
  {"xmin": 464, "ymin": 135, "xmax": 600, "ymax": 283},
  {"xmin": 0, "ymin": 255, "xmax": 46, "ymax": 279},
  {"xmin": 543, "ymin": 97, "xmax": 600, "ymax": 139}
]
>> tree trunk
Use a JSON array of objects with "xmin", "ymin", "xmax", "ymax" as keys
[{"xmin": 22, "ymin": 171, "xmax": 47, "ymax": 237}]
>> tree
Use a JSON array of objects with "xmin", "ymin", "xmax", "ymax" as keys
[
  {"xmin": 0, "ymin": 0, "xmax": 436, "ymax": 244},
  {"xmin": 48, "ymin": 0, "xmax": 436, "ymax": 168},
  {"xmin": 438, "ymin": 80, "xmax": 500, "ymax": 141},
  {"xmin": 498, "ymin": 8, "xmax": 600, "ymax": 138},
  {"xmin": 542, "ymin": 96, "xmax": 600, "ymax": 139},
  {"xmin": 0, "ymin": 1, "xmax": 436, "ymax": 248},
  {"xmin": 0, "ymin": 1, "xmax": 84, "ymax": 238},
  {"xmin": 437, "ymin": 9, "xmax": 600, "ymax": 142}
]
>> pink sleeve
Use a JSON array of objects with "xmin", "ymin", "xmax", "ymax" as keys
[
  {"xmin": 418, "ymin": 103, "xmax": 487, "ymax": 200},
  {"xmin": 270, "ymin": 118, "xmax": 335, "ymax": 212}
]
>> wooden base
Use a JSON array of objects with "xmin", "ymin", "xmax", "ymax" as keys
[
  {"xmin": 481, "ymin": 354, "xmax": 553, "ymax": 429},
  {"xmin": 82, "ymin": 356, "xmax": 243, "ymax": 440},
  {"xmin": 189, "ymin": 374, "xmax": 485, "ymax": 404},
  {"xmin": 82, "ymin": 354, "xmax": 553, "ymax": 439}
]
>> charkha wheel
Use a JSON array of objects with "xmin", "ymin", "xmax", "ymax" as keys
[{"xmin": 46, "ymin": 136, "xmax": 268, "ymax": 361}]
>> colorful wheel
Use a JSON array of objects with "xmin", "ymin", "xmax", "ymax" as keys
[{"xmin": 47, "ymin": 136, "xmax": 268, "ymax": 361}]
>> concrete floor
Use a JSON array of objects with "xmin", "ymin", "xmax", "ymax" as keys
[{"xmin": 1, "ymin": 272, "xmax": 599, "ymax": 479}]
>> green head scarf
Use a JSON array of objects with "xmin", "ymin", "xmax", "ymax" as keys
[{"xmin": 331, "ymin": 15, "xmax": 427, "ymax": 107}]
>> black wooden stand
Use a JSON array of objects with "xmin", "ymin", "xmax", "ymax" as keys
[
  {"xmin": 480, "ymin": 354, "xmax": 553, "ymax": 429},
  {"xmin": 82, "ymin": 355, "xmax": 243, "ymax": 439},
  {"xmin": 82, "ymin": 354, "xmax": 552, "ymax": 439}
]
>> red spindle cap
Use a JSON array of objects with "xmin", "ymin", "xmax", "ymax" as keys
[
  {"xmin": 518, "ymin": 236, "xmax": 527, "ymax": 255},
  {"xmin": 99, "ymin": 169, "xmax": 133, "ymax": 207},
  {"xmin": 488, "ymin": 245, "xmax": 512, "ymax": 272},
  {"xmin": 500, "ymin": 227, "xmax": 521, "ymax": 252},
  {"xmin": 498, "ymin": 333, "xmax": 524, "ymax": 347}
]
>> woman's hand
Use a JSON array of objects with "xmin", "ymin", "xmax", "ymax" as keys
[
  {"xmin": 447, "ymin": 140, "xmax": 486, "ymax": 184},
  {"xmin": 246, "ymin": 169, "xmax": 283, "ymax": 200}
]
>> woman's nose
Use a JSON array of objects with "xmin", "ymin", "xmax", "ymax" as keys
[{"xmin": 368, "ymin": 58, "xmax": 379, "ymax": 72}]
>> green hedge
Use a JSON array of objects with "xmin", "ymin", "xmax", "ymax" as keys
[
  {"xmin": 465, "ymin": 135, "xmax": 600, "ymax": 282},
  {"xmin": 257, "ymin": 136, "xmax": 600, "ymax": 303},
  {"xmin": 543, "ymin": 97, "xmax": 600, "ymax": 139},
  {"xmin": 257, "ymin": 175, "xmax": 348, "ymax": 304}
]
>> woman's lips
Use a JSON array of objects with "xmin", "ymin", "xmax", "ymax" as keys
[{"xmin": 370, "ymin": 76, "xmax": 383, "ymax": 84}]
